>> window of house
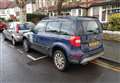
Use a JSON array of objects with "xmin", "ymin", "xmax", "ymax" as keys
[
  {"xmin": 93, "ymin": 7, "xmax": 99, "ymax": 19},
  {"xmin": 71, "ymin": 9, "xmax": 77, "ymax": 16},
  {"xmin": 102, "ymin": 10, "xmax": 106, "ymax": 21},
  {"xmin": 102, "ymin": 6, "xmax": 107, "ymax": 22},
  {"xmin": 82, "ymin": 9, "xmax": 87, "ymax": 16},
  {"xmin": 79, "ymin": 9, "xmax": 81, "ymax": 16}
]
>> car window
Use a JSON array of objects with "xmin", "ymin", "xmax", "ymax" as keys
[
  {"xmin": 19, "ymin": 24, "xmax": 29, "ymax": 30},
  {"xmin": 60, "ymin": 21, "xmax": 75, "ymax": 35},
  {"xmin": 46, "ymin": 21, "xmax": 61, "ymax": 33},
  {"xmin": 26, "ymin": 23, "xmax": 35, "ymax": 29},
  {"xmin": 81, "ymin": 20, "xmax": 101, "ymax": 34},
  {"xmin": 34, "ymin": 21, "xmax": 47, "ymax": 32},
  {"xmin": 76, "ymin": 21, "xmax": 84, "ymax": 36}
]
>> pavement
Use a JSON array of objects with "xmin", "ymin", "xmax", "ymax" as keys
[
  {"xmin": 103, "ymin": 40, "xmax": 120, "ymax": 63},
  {"xmin": 0, "ymin": 33, "xmax": 120, "ymax": 83}
]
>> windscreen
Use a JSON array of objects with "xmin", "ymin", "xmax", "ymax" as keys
[
  {"xmin": 19, "ymin": 23, "xmax": 34, "ymax": 30},
  {"xmin": 81, "ymin": 20, "xmax": 102, "ymax": 34}
]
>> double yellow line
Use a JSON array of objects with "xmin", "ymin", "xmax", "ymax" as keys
[{"xmin": 91, "ymin": 59, "xmax": 120, "ymax": 72}]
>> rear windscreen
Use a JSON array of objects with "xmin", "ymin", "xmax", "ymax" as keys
[
  {"xmin": 19, "ymin": 24, "xmax": 29, "ymax": 30},
  {"xmin": 81, "ymin": 20, "xmax": 102, "ymax": 34},
  {"xmin": 19, "ymin": 23, "xmax": 34, "ymax": 30}
]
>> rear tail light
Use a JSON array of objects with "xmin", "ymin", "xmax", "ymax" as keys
[
  {"xmin": 16, "ymin": 24, "xmax": 19, "ymax": 33},
  {"xmin": 69, "ymin": 36, "xmax": 81, "ymax": 47}
]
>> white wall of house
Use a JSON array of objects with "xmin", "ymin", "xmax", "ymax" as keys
[
  {"xmin": 0, "ymin": 7, "xmax": 21, "ymax": 20},
  {"xmin": 88, "ymin": 6, "xmax": 108, "ymax": 23},
  {"xmin": 0, "ymin": 8, "xmax": 16, "ymax": 20},
  {"xmin": 8, "ymin": 8, "xmax": 16, "ymax": 16},
  {"xmin": 0, "ymin": 9, "xmax": 7, "ymax": 20}
]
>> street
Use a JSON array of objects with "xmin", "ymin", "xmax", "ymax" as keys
[{"xmin": 0, "ymin": 33, "xmax": 120, "ymax": 83}]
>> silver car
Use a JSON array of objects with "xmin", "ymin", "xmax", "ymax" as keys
[{"xmin": 3, "ymin": 22, "xmax": 35, "ymax": 45}]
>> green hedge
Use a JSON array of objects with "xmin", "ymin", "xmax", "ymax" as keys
[
  {"xmin": 104, "ymin": 14, "xmax": 120, "ymax": 31},
  {"xmin": 27, "ymin": 14, "xmax": 47, "ymax": 24},
  {"xmin": 0, "ymin": 18, "xmax": 5, "ymax": 21},
  {"xmin": 103, "ymin": 23, "xmax": 108, "ymax": 30}
]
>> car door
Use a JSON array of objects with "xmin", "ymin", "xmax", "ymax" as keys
[
  {"xmin": 32, "ymin": 21, "xmax": 61, "ymax": 55},
  {"xmin": 42, "ymin": 21, "xmax": 61, "ymax": 54},
  {"xmin": 31, "ymin": 21, "xmax": 47, "ymax": 54}
]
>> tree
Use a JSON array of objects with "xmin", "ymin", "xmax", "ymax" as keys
[
  {"xmin": 16, "ymin": 0, "xmax": 27, "ymax": 22},
  {"xmin": 56, "ymin": 0, "xmax": 64, "ymax": 15}
]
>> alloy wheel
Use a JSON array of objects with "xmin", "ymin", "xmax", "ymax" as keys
[{"xmin": 54, "ymin": 50, "xmax": 67, "ymax": 71}]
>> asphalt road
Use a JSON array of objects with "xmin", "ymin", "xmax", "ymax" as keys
[{"xmin": 0, "ymin": 33, "xmax": 120, "ymax": 83}]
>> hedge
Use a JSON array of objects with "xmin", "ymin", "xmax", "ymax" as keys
[
  {"xmin": 27, "ymin": 14, "xmax": 47, "ymax": 24},
  {"xmin": 103, "ymin": 14, "xmax": 120, "ymax": 31}
]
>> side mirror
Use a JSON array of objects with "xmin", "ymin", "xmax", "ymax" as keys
[
  {"xmin": 30, "ymin": 28, "xmax": 34, "ymax": 32},
  {"xmin": 30, "ymin": 28, "xmax": 38, "ymax": 34}
]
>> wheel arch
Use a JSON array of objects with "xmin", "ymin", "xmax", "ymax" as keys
[{"xmin": 51, "ymin": 44, "xmax": 70, "ymax": 60}]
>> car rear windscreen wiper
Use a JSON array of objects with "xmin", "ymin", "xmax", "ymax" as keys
[{"xmin": 87, "ymin": 30, "xmax": 99, "ymax": 34}]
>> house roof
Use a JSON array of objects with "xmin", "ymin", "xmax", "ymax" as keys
[
  {"xmin": 0, "ymin": 0, "xmax": 16, "ymax": 9},
  {"xmin": 88, "ymin": 0, "xmax": 120, "ymax": 7},
  {"xmin": 40, "ymin": 0, "xmax": 120, "ymax": 12}
]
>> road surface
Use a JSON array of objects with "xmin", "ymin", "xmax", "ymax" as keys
[{"xmin": 0, "ymin": 33, "xmax": 120, "ymax": 83}]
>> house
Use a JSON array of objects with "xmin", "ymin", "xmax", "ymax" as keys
[
  {"xmin": 0, "ymin": 0, "xmax": 17, "ymax": 20},
  {"xmin": 34, "ymin": 0, "xmax": 120, "ymax": 23}
]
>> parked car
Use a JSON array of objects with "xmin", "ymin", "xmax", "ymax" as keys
[
  {"xmin": 3, "ymin": 22, "xmax": 35, "ymax": 45},
  {"xmin": 23, "ymin": 16, "xmax": 104, "ymax": 71},
  {"xmin": 0, "ymin": 20, "xmax": 7, "ymax": 32}
]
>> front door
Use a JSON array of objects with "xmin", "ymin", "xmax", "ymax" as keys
[{"xmin": 31, "ymin": 21, "xmax": 48, "ymax": 54}]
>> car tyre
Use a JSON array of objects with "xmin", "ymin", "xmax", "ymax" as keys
[
  {"xmin": 0, "ymin": 29, "xmax": 3, "ymax": 32},
  {"xmin": 53, "ymin": 50, "xmax": 68, "ymax": 71},
  {"xmin": 23, "ymin": 39, "xmax": 30, "ymax": 52},
  {"xmin": 12, "ymin": 37, "xmax": 16, "ymax": 46},
  {"xmin": 2, "ymin": 34, "xmax": 7, "ymax": 41}
]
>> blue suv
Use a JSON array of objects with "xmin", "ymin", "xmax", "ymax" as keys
[{"xmin": 23, "ymin": 16, "xmax": 104, "ymax": 71}]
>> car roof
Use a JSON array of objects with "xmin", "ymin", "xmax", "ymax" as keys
[
  {"xmin": 42, "ymin": 16, "xmax": 98, "ymax": 22},
  {"xmin": 9, "ymin": 22, "xmax": 35, "ymax": 25}
]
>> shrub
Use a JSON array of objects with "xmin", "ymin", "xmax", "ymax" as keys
[
  {"xmin": 0, "ymin": 18, "xmax": 5, "ymax": 21},
  {"xmin": 6, "ymin": 19, "xmax": 14, "ymax": 22},
  {"xmin": 108, "ymin": 13, "xmax": 120, "ymax": 31},
  {"xmin": 102, "ymin": 23, "xmax": 108, "ymax": 30},
  {"xmin": 27, "ymin": 14, "xmax": 47, "ymax": 24}
]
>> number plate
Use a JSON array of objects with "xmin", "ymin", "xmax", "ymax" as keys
[{"xmin": 89, "ymin": 41, "xmax": 100, "ymax": 48}]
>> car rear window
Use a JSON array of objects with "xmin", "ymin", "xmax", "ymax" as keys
[
  {"xmin": 19, "ymin": 24, "xmax": 28, "ymax": 30},
  {"xmin": 19, "ymin": 23, "xmax": 34, "ymax": 30},
  {"xmin": 80, "ymin": 20, "xmax": 102, "ymax": 34},
  {"xmin": 60, "ymin": 21, "xmax": 75, "ymax": 35}
]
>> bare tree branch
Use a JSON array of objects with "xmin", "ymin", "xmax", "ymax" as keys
[
  {"xmin": 16, "ymin": 0, "xmax": 27, "ymax": 8},
  {"xmin": 56, "ymin": 0, "xmax": 64, "ymax": 15}
]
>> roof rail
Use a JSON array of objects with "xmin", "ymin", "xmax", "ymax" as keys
[{"xmin": 42, "ymin": 16, "xmax": 98, "ymax": 20}]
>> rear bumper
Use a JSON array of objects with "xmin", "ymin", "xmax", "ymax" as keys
[
  {"xmin": 14, "ymin": 36, "xmax": 23, "ymax": 42},
  {"xmin": 80, "ymin": 52, "xmax": 104, "ymax": 64},
  {"xmin": 68, "ymin": 47, "xmax": 104, "ymax": 64}
]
